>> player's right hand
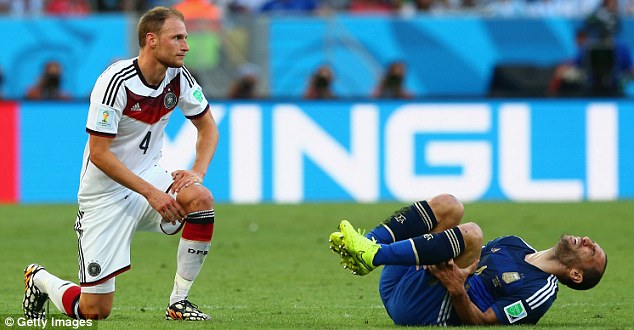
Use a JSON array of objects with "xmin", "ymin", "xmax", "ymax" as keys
[
  {"xmin": 146, "ymin": 189, "xmax": 186, "ymax": 224},
  {"xmin": 427, "ymin": 259, "xmax": 479, "ymax": 295}
]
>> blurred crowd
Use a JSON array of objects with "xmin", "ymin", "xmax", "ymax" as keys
[
  {"xmin": 1, "ymin": 0, "xmax": 634, "ymax": 17},
  {"xmin": 0, "ymin": 0, "xmax": 632, "ymax": 100}
]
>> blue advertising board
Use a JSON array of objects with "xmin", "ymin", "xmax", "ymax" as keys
[{"xmin": 15, "ymin": 100, "xmax": 634, "ymax": 204}]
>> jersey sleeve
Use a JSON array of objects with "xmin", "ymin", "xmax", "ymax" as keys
[
  {"xmin": 490, "ymin": 276, "xmax": 557, "ymax": 325},
  {"xmin": 85, "ymin": 64, "xmax": 128, "ymax": 137},
  {"xmin": 178, "ymin": 66, "xmax": 209, "ymax": 119}
]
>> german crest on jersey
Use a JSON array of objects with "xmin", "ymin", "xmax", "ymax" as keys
[{"xmin": 164, "ymin": 91, "xmax": 177, "ymax": 109}]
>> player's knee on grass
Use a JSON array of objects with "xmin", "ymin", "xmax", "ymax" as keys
[
  {"xmin": 79, "ymin": 294, "xmax": 113, "ymax": 320},
  {"xmin": 177, "ymin": 184, "xmax": 214, "ymax": 213},
  {"xmin": 427, "ymin": 194, "xmax": 464, "ymax": 232},
  {"xmin": 454, "ymin": 222, "xmax": 483, "ymax": 269}
]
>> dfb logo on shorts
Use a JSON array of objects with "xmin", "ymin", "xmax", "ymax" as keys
[{"xmin": 88, "ymin": 262, "xmax": 102, "ymax": 277}]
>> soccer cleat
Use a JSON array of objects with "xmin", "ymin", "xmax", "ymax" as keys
[
  {"xmin": 329, "ymin": 231, "xmax": 346, "ymax": 256},
  {"xmin": 165, "ymin": 299, "xmax": 211, "ymax": 321},
  {"xmin": 23, "ymin": 264, "xmax": 49, "ymax": 320},
  {"xmin": 338, "ymin": 220, "xmax": 380, "ymax": 276},
  {"xmin": 329, "ymin": 231, "xmax": 364, "ymax": 275}
]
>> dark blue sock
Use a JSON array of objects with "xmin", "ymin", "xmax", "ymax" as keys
[
  {"xmin": 372, "ymin": 227, "xmax": 464, "ymax": 266},
  {"xmin": 412, "ymin": 227, "xmax": 465, "ymax": 265},
  {"xmin": 373, "ymin": 241, "xmax": 417, "ymax": 266},
  {"xmin": 365, "ymin": 226, "xmax": 392, "ymax": 244},
  {"xmin": 366, "ymin": 201, "xmax": 437, "ymax": 244}
]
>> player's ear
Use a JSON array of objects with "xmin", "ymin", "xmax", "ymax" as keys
[
  {"xmin": 569, "ymin": 268, "xmax": 583, "ymax": 284},
  {"xmin": 146, "ymin": 32, "xmax": 158, "ymax": 48}
]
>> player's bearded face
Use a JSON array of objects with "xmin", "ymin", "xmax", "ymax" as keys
[{"xmin": 553, "ymin": 235, "xmax": 581, "ymax": 267}]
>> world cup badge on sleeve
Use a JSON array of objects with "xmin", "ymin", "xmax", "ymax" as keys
[{"xmin": 96, "ymin": 106, "xmax": 115, "ymax": 129}]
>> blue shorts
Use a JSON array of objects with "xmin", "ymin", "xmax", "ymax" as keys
[{"xmin": 379, "ymin": 265, "xmax": 459, "ymax": 326}]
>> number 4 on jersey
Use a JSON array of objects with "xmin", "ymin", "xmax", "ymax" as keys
[{"xmin": 139, "ymin": 131, "xmax": 151, "ymax": 154}]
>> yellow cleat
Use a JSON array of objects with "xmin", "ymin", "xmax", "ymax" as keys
[{"xmin": 338, "ymin": 220, "xmax": 380, "ymax": 276}]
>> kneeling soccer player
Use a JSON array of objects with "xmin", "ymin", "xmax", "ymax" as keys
[{"xmin": 23, "ymin": 6, "xmax": 219, "ymax": 321}]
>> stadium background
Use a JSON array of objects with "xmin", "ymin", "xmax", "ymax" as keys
[
  {"xmin": 1, "ymin": 8, "xmax": 633, "ymax": 204},
  {"xmin": 1, "ymin": 4, "xmax": 633, "ymax": 329}
]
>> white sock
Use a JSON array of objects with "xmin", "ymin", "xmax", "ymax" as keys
[
  {"xmin": 169, "ymin": 239, "xmax": 210, "ymax": 304},
  {"xmin": 170, "ymin": 273, "xmax": 193, "ymax": 305},
  {"xmin": 34, "ymin": 269, "xmax": 79, "ymax": 315}
]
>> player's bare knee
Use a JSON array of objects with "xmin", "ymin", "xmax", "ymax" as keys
[
  {"xmin": 458, "ymin": 222, "xmax": 483, "ymax": 248},
  {"xmin": 428, "ymin": 194, "xmax": 464, "ymax": 227},
  {"xmin": 177, "ymin": 185, "xmax": 214, "ymax": 212},
  {"xmin": 93, "ymin": 309, "xmax": 111, "ymax": 320},
  {"xmin": 453, "ymin": 222, "xmax": 483, "ymax": 268},
  {"xmin": 79, "ymin": 304, "xmax": 112, "ymax": 320},
  {"xmin": 78, "ymin": 293, "xmax": 114, "ymax": 320}
]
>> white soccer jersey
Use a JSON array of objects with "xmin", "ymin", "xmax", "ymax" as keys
[{"xmin": 78, "ymin": 58, "xmax": 209, "ymax": 210}]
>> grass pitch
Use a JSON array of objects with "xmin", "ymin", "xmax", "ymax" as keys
[{"xmin": 1, "ymin": 201, "xmax": 633, "ymax": 329}]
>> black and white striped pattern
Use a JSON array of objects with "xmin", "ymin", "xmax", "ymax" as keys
[
  {"xmin": 182, "ymin": 66, "xmax": 195, "ymax": 88},
  {"xmin": 101, "ymin": 64, "xmax": 136, "ymax": 107},
  {"xmin": 413, "ymin": 201, "xmax": 435, "ymax": 231},
  {"xmin": 186, "ymin": 209, "xmax": 215, "ymax": 224},
  {"xmin": 436, "ymin": 291, "xmax": 452, "ymax": 325},
  {"xmin": 445, "ymin": 228, "xmax": 462, "ymax": 258},
  {"xmin": 74, "ymin": 210, "xmax": 86, "ymax": 283},
  {"xmin": 526, "ymin": 275, "xmax": 558, "ymax": 310},
  {"xmin": 73, "ymin": 298, "xmax": 81, "ymax": 319}
]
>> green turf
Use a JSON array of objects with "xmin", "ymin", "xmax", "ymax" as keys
[{"xmin": 1, "ymin": 201, "xmax": 632, "ymax": 329}]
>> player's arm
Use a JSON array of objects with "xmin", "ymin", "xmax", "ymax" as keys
[
  {"xmin": 89, "ymin": 134, "xmax": 185, "ymax": 223},
  {"xmin": 171, "ymin": 109, "xmax": 219, "ymax": 193},
  {"xmin": 427, "ymin": 260, "xmax": 498, "ymax": 325}
]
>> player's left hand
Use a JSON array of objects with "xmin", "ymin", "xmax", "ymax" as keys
[
  {"xmin": 171, "ymin": 170, "xmax": 203, "ymax": 194},
  {"xmin": 427, "ymin": 259, "xmax": 479, "ymax": 295}
]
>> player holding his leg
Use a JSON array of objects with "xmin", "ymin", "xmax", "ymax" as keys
[
  {"xmin": 330, "ymin": 194, "xmax": 607, "ymax": 326},
  {"xmin": 23, "ymin": 7, "xmax": 219, "ymax": 321}
]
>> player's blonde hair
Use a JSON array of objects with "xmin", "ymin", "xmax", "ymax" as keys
[{"xmin": 137, "ymin": 6, "xmax": 185, "ymax": 48}]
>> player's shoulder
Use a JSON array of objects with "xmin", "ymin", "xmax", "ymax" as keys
[
  {"xmin": 91, "ymin": 58, "xmax": 139, "ymax": 107},
  {"xmin": 167, "ymin": 65, "xmax": 196, "ymax": 88},
  {"xmin": 487, "ymin": 235, "xmax": 537, "ymax": 252},
  {"xmin": 97, "ymin": 58, "xmax": 138, "ymax": 83},
  {"xmin": 525, "ymin": 273, "xmax": 559, "ymax": 310}
]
